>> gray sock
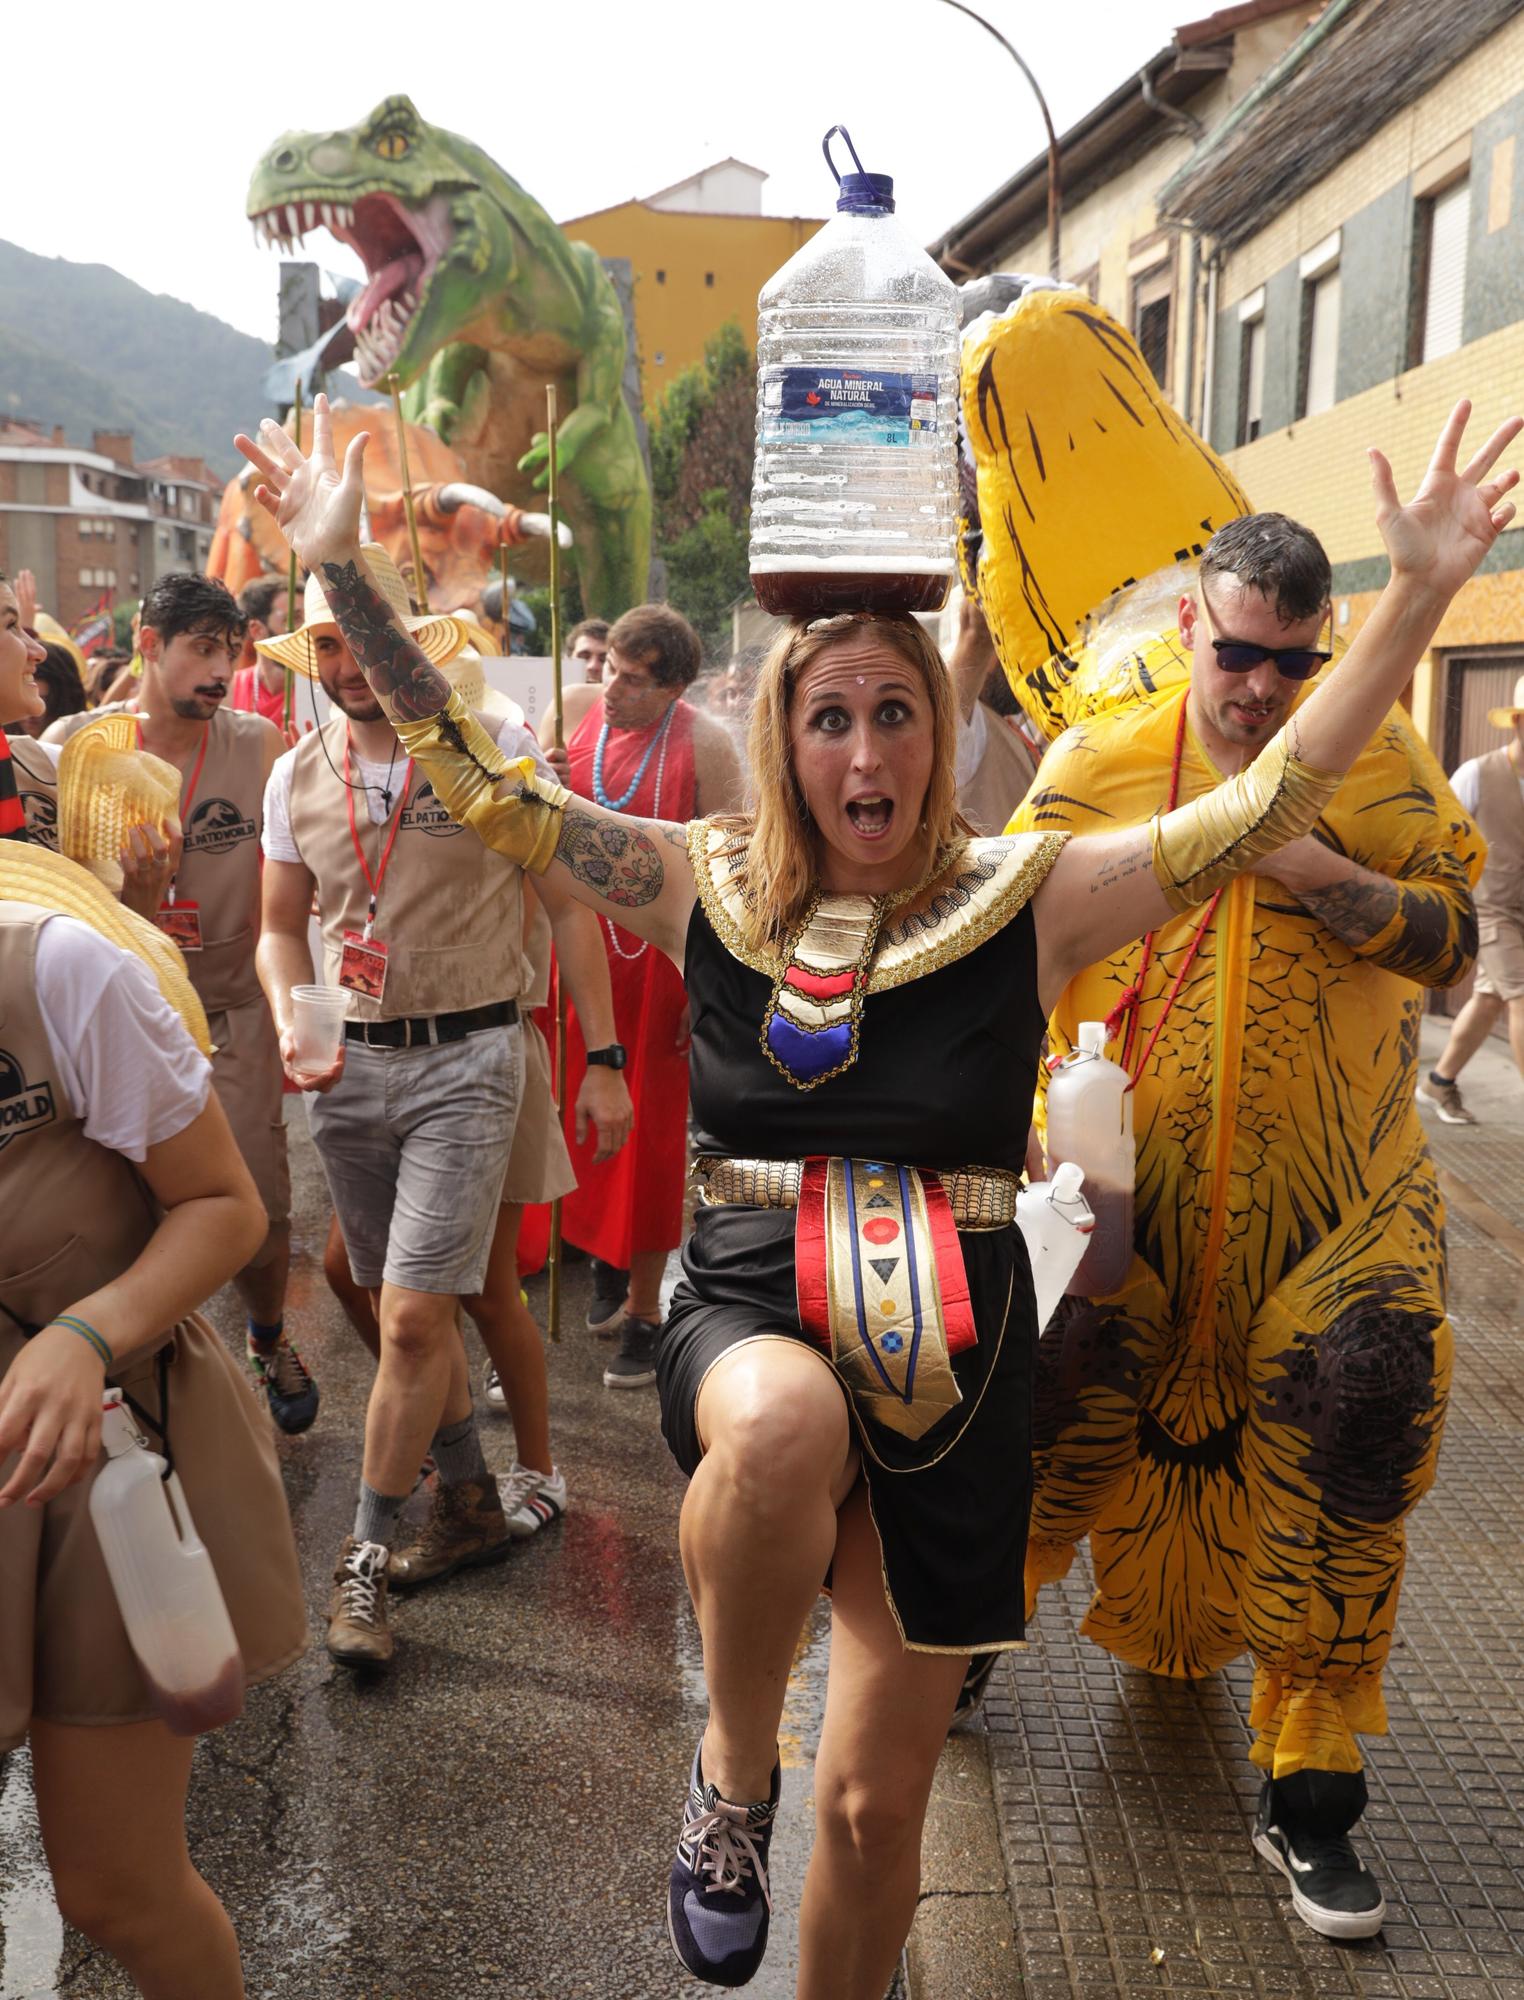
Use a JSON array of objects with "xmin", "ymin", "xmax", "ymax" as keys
[
  {"xmin": 430, "ymin": 1414, "xmax": 489, "ymax": 1489},
  {"xmin": 353, "ymin": 1483, "xmax": 408, "ymax": 1550}
]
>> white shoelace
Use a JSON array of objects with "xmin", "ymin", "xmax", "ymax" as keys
[
  {"xmin": 340, "ymin": 1544, "xmax": 387, "ymax": 1625},
  {"xmin": 497, "ymin": 1465, "xmax": 545, "ymax": 1511},
  {"xmin": 681, "ymin": 1807, "xmax": 773, "ymax": 1910}
]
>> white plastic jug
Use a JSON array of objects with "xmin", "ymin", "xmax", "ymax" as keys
[
  {"xmin": 1045, "ymin": 1022, "xmax": 1136, "ymax": 1298},
  {"xmin": 749, "ymin": 124, "xmax": 959, "ymax": 619},
  {"xmin": 88, "ymin": 1389, "xmax": 245, "ymax": 1736},
  {"xmin": 1015, "ymin": 1161, "xmax": 1094, "ymax": 1334}
]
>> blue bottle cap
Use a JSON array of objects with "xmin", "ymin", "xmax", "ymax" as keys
[{"xmin": 837, "ymin": 172, "xmax": 895, "ymax": 214}]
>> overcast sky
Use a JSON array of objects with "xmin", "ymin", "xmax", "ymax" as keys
[{"xmin": 8, "ymin": 0, "xmax": 1197, "ymax": 341}]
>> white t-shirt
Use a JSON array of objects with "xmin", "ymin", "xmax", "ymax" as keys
[
  {"xmin": 24, "ymin": 908, "xmax": 211, "ymax": 1160},
  {"xmin": 262, "ymin": 716, "xmax": 552, "ymax": 865},
  {"xmin": 1450, "ymin": 754, "xmax": 1524, "ymax": 819}
]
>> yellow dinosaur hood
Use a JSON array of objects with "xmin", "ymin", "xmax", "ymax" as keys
[{"xmin": 959, "ymin": 281, "xmax": 1250, "ymax": 742}]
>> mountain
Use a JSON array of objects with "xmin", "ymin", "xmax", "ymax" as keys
[{"xmin": 0, "ymin": 240, "xmax": 369, "ymax": 475}]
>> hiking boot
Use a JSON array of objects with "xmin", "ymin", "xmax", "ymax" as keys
[
  {"xmin": 247, "ymin": 1331, "xmax": 320, "ymax": 1434},
  {"xmin": 326, "ymin": 1538, "xmax": 393, "ymax": 1669},
  {"xmin": 388, "ymin": 1473, "xmax": 511, "ymax": 1590},
  {"xmin": 587, "ymin": 1258, "xmax": 629, "ymax": 1337},
  {"xmin": 1416, "ymin": 1074, "xmax": 1478, "ymax": 1124},
  {"xmin": 667, "ymin": 1742, "xmax": 779, "ymax": 1987},
  {"xmin": 603, "ymin": 1314, "xmax": 660, "ymax": 1389},
  {"xmin": 1252, "ymin": 1769, "xmax": 1386, "ymax": 1940},
  {"xmin": 950, "ymin": 1650, "xmax": 999, "ymax": 1732},
  {"xmin": 498, "ymin": 1460, "xmax": 568, "ymax": 1539}
]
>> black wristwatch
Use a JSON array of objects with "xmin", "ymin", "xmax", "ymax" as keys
[{"xmin": 585, "ymin": 1043, "xmax": 627, "ymax": 1070}]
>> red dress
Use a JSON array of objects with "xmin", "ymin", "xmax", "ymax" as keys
[{"xmin": 522, "ymin": 697, "xmax": 697, "ymax": 1273}]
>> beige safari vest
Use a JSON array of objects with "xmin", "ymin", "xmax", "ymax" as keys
[
  {"xmin": 1473, "ymin": 747, "xmax": 1524, "ymax": 923},
  {"xmin": 6, "ymin": 736, "xmax": 60, "ymax": 852},
  {"xmin": 0, "ymin": 909, "xmax": 159, "ymax": 1337},
  {"xmin": 50, "ymin": 704, "xmax": 268, "ymax": 1011},
  {"xmin": 285, "ymin": 715, "xmax": 524, "ymax": 1022}
]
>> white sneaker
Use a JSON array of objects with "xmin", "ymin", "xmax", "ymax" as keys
[
  {"xmin": 483, "ymin": 1362, "xmax": 507, "ymax": 1411},
  {"xmin": 498, "ymin": 1461, "xmax": 568, "ymax": 1538},
  {"xmin": 1415, "ymin": 1075, "xmax": 1478, "ymax": 1124}
]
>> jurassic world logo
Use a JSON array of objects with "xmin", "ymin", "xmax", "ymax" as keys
[
  {"xmin": 400, "ymin": 782, "xmax": 462, "ymax": 839},
  {"xmin": 0, "ymin": 1048, "xmax": 56, "ymax": 1152},
  {"xmin": 22, "ymin": 791, "xmax": 58, "ymax": 851},
  {"xmin": 185, "ymin": 796, "xmax": 257, "ymax": 855}
]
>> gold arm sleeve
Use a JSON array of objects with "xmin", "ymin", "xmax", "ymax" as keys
[
  {"xmin": 1151, "ymin": 724, "xmax": 1343, "ymax": 914},
  {"xmin": 391, "ymin": 689, "xmax": 570, "ymax": 876}
]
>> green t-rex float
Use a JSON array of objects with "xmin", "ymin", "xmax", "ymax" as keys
[{"xmin": 247, "ymin": 94, "xmax": 651, "ymax": 617}]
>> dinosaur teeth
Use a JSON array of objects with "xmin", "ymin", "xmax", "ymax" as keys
[
  {"xmin": 285, "ymin": 204, "xmax": 302, "ymax": 240},
  {"xmin": 303, "ymin": 202, "xmax": 317, "ymax": 233},
  {"xmin": 320, "ymin": 203, "xmax": 334, "ymax": 230}
]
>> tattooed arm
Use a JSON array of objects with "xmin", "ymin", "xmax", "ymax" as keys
[{"xmin": 1250, "ymin": 834, "xmax": 1479, "ymax": 987}]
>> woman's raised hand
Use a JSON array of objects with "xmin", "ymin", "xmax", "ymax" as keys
[
  {"xmin": 234, "ymin": 393, "xmax": 368, "ymax": 573},
  {"xmin": 1371, "ymin": 400, "xmax": 1521, "ymax": 601}
]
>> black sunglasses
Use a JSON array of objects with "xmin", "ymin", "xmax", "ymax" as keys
[{"xmin": 1195, "ymin": 590, "xmax": 1332, "ymax": 682}]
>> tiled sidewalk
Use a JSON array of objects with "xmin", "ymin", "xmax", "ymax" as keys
[{"xmin": 918, "ymin": 1023, "xmax": 1524, "ymax": 1998}]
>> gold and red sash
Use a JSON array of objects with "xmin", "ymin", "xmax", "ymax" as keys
[{"xmin": 795, "ymin": 1156, "xmax": 976, "ymax": 1442}]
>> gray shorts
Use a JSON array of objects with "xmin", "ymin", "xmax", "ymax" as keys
[{"xmin": 306, "ymin": 1024, "xmax": 522, "ymax": 1295}]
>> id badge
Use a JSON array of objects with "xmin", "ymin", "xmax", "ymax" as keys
[
  {"xmin": 340, "ymin": 928, "xmax": 390, "ymax": 1002},
  {"xmin": 155, "ymin": 900, "xmax": 203, "ymax": 951}
]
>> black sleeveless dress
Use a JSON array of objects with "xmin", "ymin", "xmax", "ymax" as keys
[{"xmin": 657, "ymin": 826, "xmax": 1061, "ymax": 1654}]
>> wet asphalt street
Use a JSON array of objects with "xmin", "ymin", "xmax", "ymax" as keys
[{"xmin": 0, "ymin": 1105, "xmax": 838, "ymax": 2000}]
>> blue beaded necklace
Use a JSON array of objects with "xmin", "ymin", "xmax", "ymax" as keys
[{"xmin": 592, "ymin": 700, "xmax": 678, "ymax": 811}]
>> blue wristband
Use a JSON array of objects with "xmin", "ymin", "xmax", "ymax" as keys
[{"xmin": 50, "ymin": 1315, "xmax": 114, "ymax": 1369}]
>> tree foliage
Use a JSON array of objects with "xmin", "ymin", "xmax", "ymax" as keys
[{"xmin": 649, "ymin": 323, "xmax": 754, "ymax": 659}]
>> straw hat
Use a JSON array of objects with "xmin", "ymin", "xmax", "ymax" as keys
[
  {"xmin": 446, "ymin": 645, "xmax": 525, "ymax": 729},
  {"xmin": 1487, "ymin": 672, "xmax": 1524, "ymax": 728},
  {"xmin": 254, "ymin": 543, "xmax": 471, "ymax": 680},
  {"xmin": 57, "ymin": 713, "xmax": 180, "ymax": 890},
  {"xmin": 0, "ymin": 841, "xmax": 212, "ymax": 1053}
]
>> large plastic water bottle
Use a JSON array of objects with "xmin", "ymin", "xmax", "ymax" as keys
[
  {"xmin": 749, "ymin": 125, "xmax": 959, "ymax": 618},
  {"xmin": 1015, "ymin": 1162, "xmax": 1094, "ymax": 1334},
  {"xmin": 1045, "ymin": 1023, "xmax": 1136, "ymax": 1298},
  {"xmin": 88, "ymin": 1388, "xmax": 245, "ymax": 1736}
]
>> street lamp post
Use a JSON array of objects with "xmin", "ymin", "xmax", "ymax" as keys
[{"xmin": 939, "ymin": 0, "xmax": 1063, "ymax": 279}]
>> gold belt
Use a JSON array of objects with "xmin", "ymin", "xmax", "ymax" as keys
[{"xmin": 692, "ymin": 1155, "xmax": 1020, "ymax": 1232}]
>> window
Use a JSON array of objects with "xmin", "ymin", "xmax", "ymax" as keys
[
  {"xmin": 655, "ymin": 269, "xmax": 666, "ymax": 285},
  {"xmin": 1131, "ymin": 263, "xmax": 1172, "ymax": 390},
  {"xmin": 1413, "ymin": 177, "xmax": 1470, "ymax": 364},
  {"xmin": 1298, "ymin": 267, "xmax": 1341, "ymax": 417},
  {"xmin": 654, "ymin": 350, "xmax": 666, "ymax": 366},
  {"xmin": 1236, "ymin": 289, "xmax": 1266, "ymax": 445},
  {"xmin": 705, "ymin": 271, "xmax": 715, "ymax": 288}
]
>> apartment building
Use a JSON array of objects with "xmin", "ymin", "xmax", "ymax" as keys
[
  {"xmin": 0, "ymin": 423, "xmax": 218, "ymax": 630},
  {"xmin": 1160, "ymin": 0, "xmax": 1524, "ymax": 763}
]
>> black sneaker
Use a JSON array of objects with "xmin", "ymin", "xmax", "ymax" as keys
[
  {"xmin": 246, "ymin": 1331, "xmax": 319, "ymax": 1434},
  {"xmin": 587, "ymin": 1258, "xmax": 629, "ymax": 1337},
  {"xmin": 667, "ymin": 1743, "xmax": 779, "ymax": 1987},
  {"xmin": 602, "ymin": 1315, "xmax": 659, "ymax": 1389},
  {"xmin": 950, "ymin": 1651, "xmax": 999, "ymax": 1732},
  {"xmin": 1253, "ymin": 1773, "xmax": 1386, "ymax": 1940}
]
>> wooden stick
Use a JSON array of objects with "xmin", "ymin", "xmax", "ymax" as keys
[
  {"xmin": 545, "ymin": 385, "xmax": 567, "ymax": 1344},
  {"xmin": 386, "ymin": 373, "xmax": 429, "ymax": 613},
  {"xmin": 283, "ymin": 381, "xmax": 301, "ymax": 731}
]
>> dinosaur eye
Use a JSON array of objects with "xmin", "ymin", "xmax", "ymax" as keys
[{"xmin": 375, "ymin": 131, "xmax": 410, "ymax": 160}]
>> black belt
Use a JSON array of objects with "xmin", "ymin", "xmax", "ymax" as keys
[{"xmin": 345, "ymin": 999, "xmax": 518, "ymax": 1049}]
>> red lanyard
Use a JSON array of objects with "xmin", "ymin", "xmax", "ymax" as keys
[
  {"xmin": 137, "ymin": 719, "xmax": 209, "ymax": 905},
  {"xmin": 342, "ymin": 727, "xmax": 412, "ymax": 938}
]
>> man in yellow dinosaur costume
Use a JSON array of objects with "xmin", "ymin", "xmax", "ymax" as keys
[{"xmin": 963, "ymin": 282, "xmax": 1484, "ymax": 1942}]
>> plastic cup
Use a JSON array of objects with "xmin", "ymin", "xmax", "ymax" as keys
[{"xmin": 289, "ymin": 984, "xmax": 350, "ymax": 1076}]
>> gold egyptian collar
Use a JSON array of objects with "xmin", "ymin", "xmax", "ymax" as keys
[{"xmin": 687, "ymin": 819, "xmax": 1067, "ymax": 993}]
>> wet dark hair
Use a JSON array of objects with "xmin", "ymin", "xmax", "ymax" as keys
[
  {"xmin": 238, "ymin": 575, "xmax": 286, "ymax": 626},
  {"xmin": 606, "ymin": 603, "xmax": 702, "ymax": 689},
  {"xmin": 1200, "ymin": 513, "xmax": 1332, "ymax": 625},
  {"xmin": 36, "ymin": 643, "xmax": 86, "ymax": 727},
  {"xmin": 140, "ymin": 572, "xmax": 246, "ymax": 649}
]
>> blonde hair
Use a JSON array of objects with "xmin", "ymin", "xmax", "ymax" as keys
[{"xmin": 733, "ymin": 614, "xmax": 969, "ymax": 950}]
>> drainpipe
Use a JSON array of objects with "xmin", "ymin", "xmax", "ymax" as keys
[{"xmin": 1199, "ymin": 246, "xmax": 1221, "ymax": 443}]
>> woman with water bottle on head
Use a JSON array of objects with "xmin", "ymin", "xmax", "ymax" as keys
[
  {"xmin": 0, "ymin": 576, "xmax": 306, "ymax": 1999},
  {"xmin": 240, "ymin": 136, "xmax": 1519, "ymax": 1990}
]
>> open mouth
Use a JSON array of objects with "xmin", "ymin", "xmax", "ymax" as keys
[
  {"xmin": 845, "ymin": 797, "xmax": 894, "ymax": 838},
  {"xmin": 249, "ymin": 191, "xmax": 451, "ymax": 385}
]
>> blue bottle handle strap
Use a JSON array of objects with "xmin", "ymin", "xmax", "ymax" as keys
[{"xmin": 821, "ymin": 125, "xmax": 867, "ymax": 186}]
